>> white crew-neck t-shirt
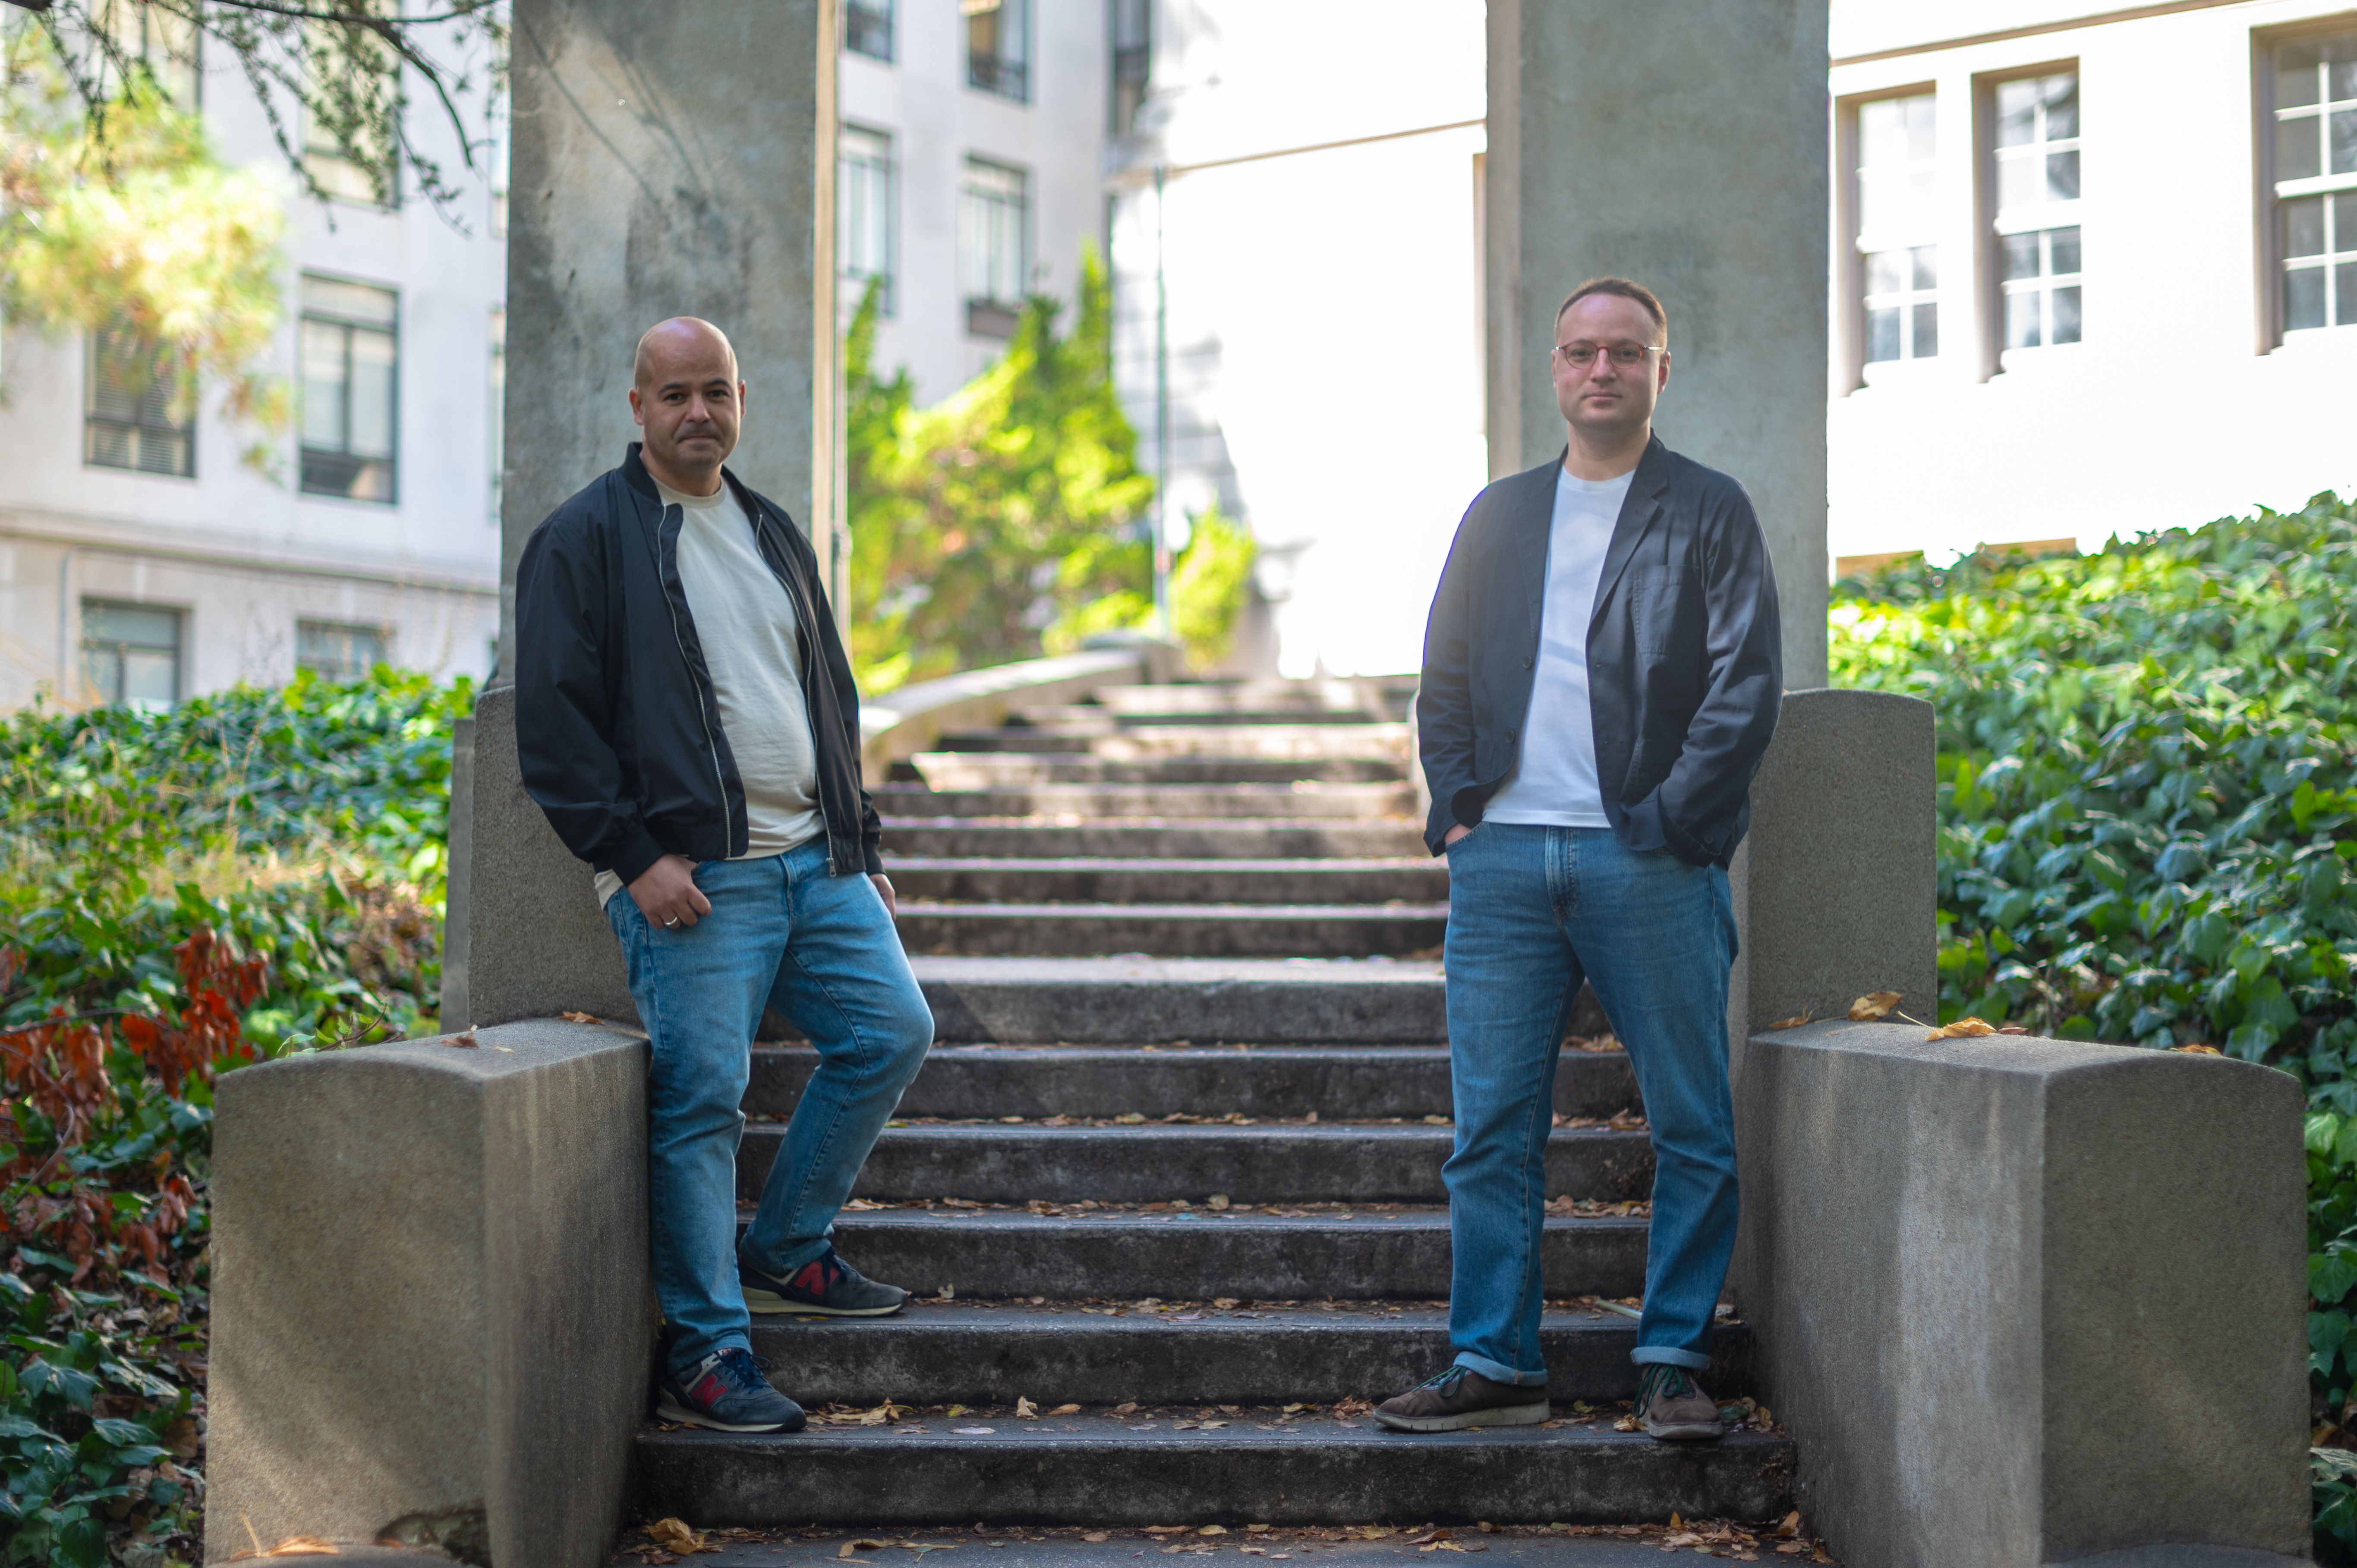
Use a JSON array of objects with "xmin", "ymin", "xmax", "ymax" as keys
[
  {"xmin": 592, "ymin": 478, "xmax": 823, "ymax": 907},
  {"xmin": 1478, "ymin": 463, "xmax": 1636, "ymax": 829}
]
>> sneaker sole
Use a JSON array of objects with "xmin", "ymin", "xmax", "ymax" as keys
[
  {"xmin": 654, "ymin": 1396, "xmax": 808, "ymax": 1434},
  {"xmin": 742, "ymin": 1285, "xmax": 908, "ymax": 1317},
  {"xmin": 1373, "ymin": 1400, "xmax": 1550, "ymax": 1433},
  {"xmin": 1641, "ymin": 1418, "xmax": 1728, "ymax": 1442}
]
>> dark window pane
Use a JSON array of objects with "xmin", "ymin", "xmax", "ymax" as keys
[
  {"xmin": 845, "ymin": 0, "xmax": 892, "ymax": 59},
  {"xmin": 2050, "ymin": 225, "xmax": 2082, "ymax": 275},
  {"xmin": 2280, "ymin": 45, "xmax": 2320, "ymax": 110},
  {"xmin": 1996, "ymin": 79, "xmax": 2036, "ymax": 147},
  {"xmin": 1911, "ymin": 245, "xmax": 1938, "ymax": 289},
  {"xmin": 1866, "ymin": 306, "xmax": 1900, "ymax": 362},
  {"xmin": 2005, "ymin": 290, "xmax": 2041, "ymax": 349},
  {"xmin": 2286, "ymin": 195, "xmax": 2327, "ymax": 258},
  {"xmin": 2337, "ymin": 192, "xmax": 2357, "ymax": 250},
  {"xmin": 2051, "ymin": 285, "xmax": 2083, "ymax": 344},
  {"xmin": 2047, "ymin": 148, "xmax": 2080, "ymax": 201},
  {"xmin": 1912, "ymin": 302, "xmax": 1938, "ymax": 358},
  {"xmin": 2335, "ymin": 51, "xmax": 2357, "ymax": 104},
  {"xmin": 2333, "ymin": 109, "xmax": 2357, "ymax": 175},
  {"xmin": 2286, "ymin": 264, "xmax": 2328, "ymax": 330},
  {"xmin": 2001, "ymin": 232, "xmax": 2040, "ymax": 281},
  {"xmin": 2045, "ymin": 76, "xmax": 2079, "ymax": 139},
  {"xmin": 2338, "ymin": 261, "xmax": 2357, "ymax": 329},
  {"xmin": 2280, "ymin": 114, "xmax": 2323, "ymax": 181}
]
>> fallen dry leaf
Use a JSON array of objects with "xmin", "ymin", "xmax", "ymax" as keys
[
  {"xmin": 1113, "ymin": 1401, "xmax": 1140, "ymax": 1417},
  {"xmin": 560, "ymin": 1011, "xmax": 599, "ymax": 1024},
  {"xmin": 1144, "ymin": 1526, "xmax": 1190, "ymax": 1536},
  {"xmin": 1613, "ymin": 1415, "xmax": 1641, "ymax": 1431},
  {"xmin": 1048, "ymin": 1402, "xmax": 1081, "ymax": 1415},
  {"xmin": 2174, "ymin": 1043, "xmax": 2224, "ymax": 1055},
  {"xmin": 264, "ymin": 1542, "xmax": 338, "ymax": 1558},
  {"xmin": 840, "ymin": 1542, "xmax": 892, "ymax": 1559},
  {"xmin": 1765, "ymin": 1011, "xmax": 1814, "ymax": 1030},
  {"xmin": 1015, "ymin": 1397, "xmax": 1039, "ymax": 1419},
  {"xmin": 1198, "ymin": 1526, "xmax": 1228, "ymax": 1537},
  {"xmin": 648, "ymin": 1520, "xmax": 718, "ymax": 1555},
  {"xmin": 1848, "ymin": 991, "xmax": 1902, "ymax": 1021},
  {"xmin": 446, "ymin": 1031, "xmax": 479, "ymax": 1049},
  {"xmin": 1925, "ymin": 1017, "xmax": 1996, "ymax": 1040},
  {"xmin": 1775, "ymin": 1511, "xmax": 1802, "ymax": 1539},
  {"xmin": 1083, "ymin": 1535, "xmax": 1111, "ymax": 1545},
  {"xmin": 1996, "ymin": 1025, "xmax": 2029, "ymax": 1035}
]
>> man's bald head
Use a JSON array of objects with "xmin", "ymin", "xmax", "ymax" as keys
[
  {"xmin": 628, "ymin": 317, "xmax": 744, "ymax": 494},
  {"xmin": 634, "ymin": 317, "xmax": 738, "ymax": 391}
]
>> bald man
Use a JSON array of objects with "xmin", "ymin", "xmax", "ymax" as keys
[{"xmin": 514, "ymin": 318, "xmax": 932, "ymax": 1434}]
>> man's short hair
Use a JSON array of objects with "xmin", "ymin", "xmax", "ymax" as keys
[{"xmin": 1554, "ymin": 277, "xmax": 1668, "ymax": 342}]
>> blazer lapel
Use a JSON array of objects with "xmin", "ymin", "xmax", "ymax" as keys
[{"xmin": 1588, "ymin": 435, "xmax": 1671, "ymax": 626}]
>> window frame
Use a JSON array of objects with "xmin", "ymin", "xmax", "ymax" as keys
[
  {"xmin": 85, "ymin": 323, "xmax": 197, "ymax": 479},
  {"xmin": 2258, "ymin": 17, "xmax": 2357, "ymax": 345},
  {"xmin": 296, "ymin": 618, "xmax": 391, "ymax": 684},
  {"xmin": 79, "ymin": 598, "xmax": 184, "ymax": 708},
  {"xmin": 966, "ymin": 0, "xmax": 1031, "ymax": 104},
  {"xmin": 1842, "ymin": 84, "xmax": 1944, "ymax": 388},
  {"xmin": 299, "ymin": 272, "xmax": 401, "ymax": 506},
  {"xmin": 960, "ymin": 155, "xmax": 1032, "ymax": 331},
  {"xmin": 1979, "ymin": 62, "xmax": 2085, "ymax": 372},
  {"xmin": 302, "ymin": 6, "xmax": 403, "ymax": 209},
  {"xmin": 845, "ymin": 0, "xmax": 894, "ymax": 63},
  {"xmin": 840, "ymin": 122, "xmax": 898, "ymax": 316},
  {"xmin": 1110, "ymin": 0, "xmax": 1152, "ymax": 137}
]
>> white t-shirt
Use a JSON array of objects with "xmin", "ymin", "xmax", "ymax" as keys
[
  {"xmin": 1479, "ymin": 463, "xmax": 1636, "ymax": 829},
  {"xmin": 593, "ymin": 479, "xmax": 823, "ymax": 906}
]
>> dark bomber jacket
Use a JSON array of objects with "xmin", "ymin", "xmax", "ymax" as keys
[
  {"xmin": 1416, "ymin": 435, "xmax": 1782, "ymax": 868},
  {"xmin": 514, "ymin": 443, "xmax": 883, "ymax": 887}
]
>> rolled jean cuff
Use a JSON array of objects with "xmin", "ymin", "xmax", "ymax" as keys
[
  {"xmin": 1451, "ymin": 1351, "xmax": 1548, "ymax": 1387},
  {"xmin": 1629, "ymin": 1344, "xmax": 1711, "ymax": 1371},
  {"xmin": 744, "ymin": 1234, "xmax": 834, "ymax": 1275}
]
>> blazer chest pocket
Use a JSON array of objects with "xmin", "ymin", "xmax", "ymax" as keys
[{"xmin": 1631, "ymin": 577, "xmax": 1700, "ymax": 657}]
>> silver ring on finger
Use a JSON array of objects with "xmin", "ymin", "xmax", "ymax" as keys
[{"xmin": 663, "ymin": 916, "xmax": 681, "ymax": 928}]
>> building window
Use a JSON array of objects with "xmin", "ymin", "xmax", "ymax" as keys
[
  {"xmin": 1111, "ymin": 0, "xmax": 1151, "ymax": 137},
  {"xmin": 297, "ymin": 620, "xmax": 388, "ymax": 683},
  {"xmin": 303, "ymin": 9, "xmax": 400, "ymax": 206},
  {"xmin": 1992, "ymin": 72, "xmax": 2083, "ymax": 356},
  {"xmin": 967, "ymin": 0, "xmax": 1030, "ymax": 102},
  {"xmin": 91, "ymin": 0, "xmax": 199, "ymax": 107},
  {"xmin": 81, "ymin": 601, "xmax": 181, "ymax": 707},
  {"xmin": 841, "ymin": 123, "xmax": 897, "ymax": 315},
  {"xmin": 846, "ymin": 0, "xmax": 894, "ymax": 61},
  {"xmin": 1856, "ymin": 92, "xmax": 1940, "ymax": 366},
  {"xmin": 2273, "ymin": 29, "xmax": 2357, "ymax": 334},
  {"xmin": 301, "ymin": 275, "xmax": 399, "ymax": 503},
  {"xmin": 86, "ymin": 326, "xmax": 195, "ymax": 478},
  {"xmin": 488, "ymin": 307, "xmax": 506, "ymax": 524},
  {"xmin": 961, "ymin": 157, "xmax": 1030, "ymax": 335}
]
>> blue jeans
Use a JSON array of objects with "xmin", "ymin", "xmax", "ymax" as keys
[
  {"xmin": 606, "ymin": 840, "xmax": 933, "ymax": 1379},
  {"xmin": 1440, "ymin": 822, "xmax": 1738, "ymax": 1383}
]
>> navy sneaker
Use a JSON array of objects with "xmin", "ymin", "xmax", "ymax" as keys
[
  {"xmin": 656, "ymin": 1348, "xmax": 807, "ymax": 1433},
  {"xmin": 740, "ymin": 1247, "xmax": 909, "ymax": 1317}
]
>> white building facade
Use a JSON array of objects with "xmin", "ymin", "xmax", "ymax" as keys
[{"xmin": 0, "ymin": 12, "xmax": 509, "ymax": 713}]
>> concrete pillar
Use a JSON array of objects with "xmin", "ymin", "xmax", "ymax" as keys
[
  {"xmin": 498, "ymin": 0, "xmax": 841, "ymax": 677},
  {"xmin": 1484, "ymin": 1, "xmax": 1830, "ymax": 685}
]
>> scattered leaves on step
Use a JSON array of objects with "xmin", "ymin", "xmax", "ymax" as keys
[
  {"xmin": 1847, "ymin": 992, "xmax": 1902, "ymax": 1021},
  {"xmin": 1213, "ymin": 1297, "xmax": 1241, "ymax": 1309},
  {"xmin": 1332, "ymin": 1397, "xmax": 1376, "ymax": 1417},
  {"xmin": 1113, "ymin": 1402, "xmax": 1139, "ymax": 1417},
  {"xmin": 945, "ymin": 1404, "xmax": 967, "ymax": 1417},
  {"xmin": 1083, "ymin": 1535, "xmax": 1110, "ymax": 1545},
  {"xmin": 258, "ymin": 1540, "xmax": 338, "ymax": 1557},
  {"xmin": 1209, "ymin": 1193, "xmax": 1232, "ymax": 1210},
  {"xmin": 1115, "ymin": 1112, "xmax": 1147, "ymax": 1124},
  {"xmin": 1015, "ymin": 1397, "xmax": 1039, "ymax": 1419},
  {"xmin": 560, "ymin": 1011, "xmax": 599, "ymax": 1024},
  {"xmin": 1048, "ymin": 1402, "xmax": 1080, "ymax": 1415},
  {"xmin": 937, "ymin": 1285, "xmax": 956, "ymax": 1300},
  {"xmin": 1925, "ymin": 1017, "xmax": 1996, "ymax": 1040},
  {"xmin": 1605, "ymin": 1108, "xmax": 1647, "ymax": 1131},
  {"xmin": 1765, "ymin": 1010, "xmax": 1815, "ymax": 1030},
  {"xmin": 1774, "ymin": 1512, "xmax": 1802, "ymax": 1539},
  {"xmin": 1613, "ymin": 1415, "xmax": 1641, "ymax": 1431},
  {"xmin": 1198, "ymin": 1526, "xmax": 1228, "ymax": 1537},
  {"xmin": 446, "ymin": 1031, "xmax": 479, "ymax": 1048},
  {"xmin": 648, "ymin": 1520, "xmax": 718, "ymax": 1555},
  {"xmin": 1144, "ymin": 1527, "xmax": 1189, "ymax": 1536},
  {"xmin": 2175, "ymin": 1042, "xmax": 2224, "ymax": 1055},
  {"xmin": 840, "ymin": 1542, "xmax": 892, "ymax": 1559}
]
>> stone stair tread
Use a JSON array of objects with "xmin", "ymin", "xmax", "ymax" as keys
[
  {"xmin": 885, "ymin": 856, "xmax": 1437, "ymax": 871},
  {"xmin": 907, "ymin": 757, "xmax": 1407, "ymax": 787},
  {"xmin": 881, "ymin": 860, "xmax": 1448, "ymax": 907},
  {"xmin": 875, "ymin": 784, "xmax": 1414, "ymax": 820},
  {"xmin": 898, "ymin": 901, "xmax": 1450, "ymax": 918},
  {"xmin": 898, "ymin": 907, "xmax": 1449, "ymax": 960},
  {"xmin": 876, "ymin": 821, "xmax": 1430, "ymax": 860},
  {"xmin": 633, "ymin": 1416, "xmax": 1796, "ymax": 1527}
]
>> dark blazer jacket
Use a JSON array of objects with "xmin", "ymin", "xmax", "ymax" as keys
[{"xmin": 1416, "ymin": 434, "xmax": 1782, "ymax": 867}]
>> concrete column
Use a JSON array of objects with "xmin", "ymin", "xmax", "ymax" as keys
[
  {"xmin": 1485, "ymin": 0, "xmax": 1830, "ymax": 685},
  {"xmin": 498, "ymin": 0, "xmax": 841, "ymax": 676}
]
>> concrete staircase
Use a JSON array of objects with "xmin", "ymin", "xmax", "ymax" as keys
[{"xmin": 635, "ymin": 677, "xmax": 1796, "ymax": 1527}]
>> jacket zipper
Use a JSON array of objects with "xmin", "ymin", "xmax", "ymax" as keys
[
  {"xmin": 754, "ymin": 503, "xmax": 840, "ymax": 874},
  {"xmin": 655, "ymin": 501, "xmax": 734, "ymax": 850}
]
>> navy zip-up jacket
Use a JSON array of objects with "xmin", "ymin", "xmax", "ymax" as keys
[
  {"xmin": 513, "ymin": 442, "xmax": 883, "ymax": 888},
  {"xmin": 1416, "ymin": 434, "xmax": 1782, "ymax": 867}
]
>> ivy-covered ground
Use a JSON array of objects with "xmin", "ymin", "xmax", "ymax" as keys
[
  {"xmin": 1830, "ymin": 491, "xmax": 2357, "ymax": 1561},
  {"xmin": 0, "ymin": 671, "xmax": 466, "ymax": 1567}
]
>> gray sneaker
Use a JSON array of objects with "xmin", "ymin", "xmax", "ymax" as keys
[
  {"xmin": 1634, "ymin": 1363, "xmax": 1726, "ymax": 1442},
  {"xmin": 1373, "ymin": 1365, "xmax": 1550, "ymax": 1432}
]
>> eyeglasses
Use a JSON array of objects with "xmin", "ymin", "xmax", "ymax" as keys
[{"xmin": 1552, "ymin": 342, "xmax": 1667, "ymax": 368}]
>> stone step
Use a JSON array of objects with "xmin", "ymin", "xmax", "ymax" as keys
[
  {"xmin": 911, "ymin": 957, "xmax": 1445, "ymax": 1044},
  {"xmin": 746, "ymin": 1303, "xmax": 1753, "ymax": 1408},
  {"xmin": 937, "ymin": 724, "xmax": 1410, "ymax": 761},
  {"xmin": 876, "ymin": 783, "xmax": 1415, "ymax": 819},
  {"xmin": 822, "ymin": 1209, "xmax": 1648, "ymax": 1300},
  {"xmin": 903, "ymin": 754, "xmax": 1404, "ymax": 788},
  {"xmin": 1093, "ymin": 679, "xmax": 1412, "ymax": 719},
  {"xmin": 882, "ymin": 857, "xmax": 1448, "ymax": 905},
  {"xmin": 634, "ymin": 1418, "xmax": 1794, "ymax": 1528},
  {"xmin": 895, "ymin": 903, "xmax": 1448, "ymax": 959},
  {"xmin": 745, "ymin": 1043, "xmax": 1642, "ymax": 1121},
  {"xmin": 742, "ymin": 1124, "xmax": 1654, "ymax": 1206},
  {"xmin": 878, "ymin": 819, "xmax": 1430, "ymax": 859},
  {"xmin": 1015, "ymin": 704, "xmax": 1386, "ymax": 730}
]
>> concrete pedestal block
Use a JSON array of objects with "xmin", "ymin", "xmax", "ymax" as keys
[
  {"xmin": 205, "ymin": 1020, "xmax": 653, "ymax": 1568},
  {"xmin": 1737, "ymin": 1020, "xmax": 2308, "ymax": 1567}
]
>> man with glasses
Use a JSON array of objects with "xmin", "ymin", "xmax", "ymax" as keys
[{"xmin": 1380, "ymin": 278, "xmax": 1782, "ymax": 1440}]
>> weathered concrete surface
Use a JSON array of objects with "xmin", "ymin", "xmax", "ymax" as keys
[
  {"xmin": 818, "ymin": 1210, "xmax": 1647, "ymax": 1301},
  {"xmin": 882, "ymin": 857, "xmax": 1447, "ymax": 904},
  {"xmin": 1485, "ymin": 0, "xmax": 1830, "ymax": 686},
  {"xmin": 745, "ymin": 1042, "xmax": 1643, "ymax": 1121},
  {"xmin": 443, "ymin": 684, "xmax": 636, "ymax": 1029},
  {"xmin": 748, "ymin": 1123, "xmax": 1654, "ymax": 1206},
  {"xmin": 745, "ymin": 1304, "xmax": 1755, "ymax": 1407},
  {"xmin": 636, "ymin": 1419, "xmax": 1794, "ymax": 1528},
  {"xmin": 910, "ymin": 957, "xmax": 1447, "ymax": 1044},
  {"xmin": 908, "ymin": 753, "xmax": 1404, "ymax": 788},
  {"xmin": 860, "ymin": 644, "xmax": 1172, "ymax": 780},
  {"xmin": 876, "ymin": 781, "xmax": 1415, "ymax": 820},
  {"xmin": 894, "ymin": 901, "xmax": 1450, "ymax": 959},
  {"xmin": 1726, "ymin": 687, "xmax": 1938, "ymax": 1050},
  {"xmin": 879, "ymin": 819, "xmax": 1429, "ymax": 858},
  {"xmin": 500, "ymin": 0, "xmax": 838, "ymax": 664},
  {"xmin": 1737, "ymin": 1021, "xmax": 2307, "ymax": 1567},
  {"xmin": 206, "ymin": 1019, "xmax": 652, "ymax": 1568}
]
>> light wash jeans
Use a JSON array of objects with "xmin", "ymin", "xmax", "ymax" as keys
[
  {"xmin": 605, "ymin": 839, "xmax": 933, "ymax": 1380},
  {"xmin": 1439, "ymin": 822, "xmax": 1739, "ymax": 1384}
]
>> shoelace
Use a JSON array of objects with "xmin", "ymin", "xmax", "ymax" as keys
[
  {"xmin": 712, "ymin": 1348, "xmax": 775, "ymax": 1394},
  {"xmin": 1636, "ymin": 1363, "xmax": 1692, "ymax": 1407},
  {"xmin": 1416, "ymin": 1366, "xmax": 1469, "ymax": 1396}
]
